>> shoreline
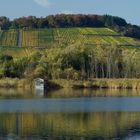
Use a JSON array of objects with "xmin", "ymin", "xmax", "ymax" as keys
[
  {"xmin": 52, "ymin": 79, "xmax": 140, "ymax": 90},
  {"xmin": 1, "ymin": 78, "xmax": 140, "ymax": 90},
  {"xmin": 0, "ymin": 78, "xmax": 34, "ymax": 89}
]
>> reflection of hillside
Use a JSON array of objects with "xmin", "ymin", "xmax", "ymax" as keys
[{"xmin": 0, "ymin": 112, "xmax": 140, "ymax": 139}]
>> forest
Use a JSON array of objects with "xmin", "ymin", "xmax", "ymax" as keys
[{"xmin": 0, "ymin": 14, "xmax": 140, "ymax": 39}]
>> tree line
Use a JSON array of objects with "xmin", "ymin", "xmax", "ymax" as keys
[
  {"xmin": 1, "ymin": 45, "xmax": 140, "ymax": 80},
  {"xmin": 0, "ymin": 14, "xmax": 140, "ymax": 39}
]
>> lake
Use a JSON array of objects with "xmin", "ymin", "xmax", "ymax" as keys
[{"xmin": 1, "ymin": 88, "xmax": 140, "ymax": 139}]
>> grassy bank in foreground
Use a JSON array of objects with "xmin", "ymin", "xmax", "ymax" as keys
[
  {"xmin": 0, "ymin": 78, "xmax": 34, "ymax": 89},
  {"xmin": 1, "ymin": 78, "xmax": 140, "ymax": 90},
  {"xmin": 52, "ymin": 79, "xmax": 140, "ymax": 89},
  {"xmin": 0, "ymin": 78, "xmax": 60, "ymax": 90}
]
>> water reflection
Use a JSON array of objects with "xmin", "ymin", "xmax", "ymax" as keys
[
  {"xmin": 0, "ymin": 88, "xmax": 140, "ymax": 139},
  {"xmin": 0, "ymin": 112, "xmax": 140, "ymax": 139},
  {"xmin": 0, "ymin": 88, "xmax": 34, "ymax": 99},
  {"xmin": 1, "ymin": 88, "xmax": 140, "ymax": 99},
  {"xmin": 46, "ymin": 88, "xmax": 140, "ymax": 98}
]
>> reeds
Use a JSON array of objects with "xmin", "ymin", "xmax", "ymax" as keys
[
  {"xmin": 52, "ymin": 79, "xmax": 140, "ymax": 89},
  {"xmin": 0, "ymin": 78, "xmax": 33, "ymax": 89}
]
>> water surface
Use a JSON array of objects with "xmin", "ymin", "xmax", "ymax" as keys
[{"xmin": 0, "ymin": 88, "xmax": 140, "ymax": 139}]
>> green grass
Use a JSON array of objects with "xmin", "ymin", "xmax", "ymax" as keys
[{"xmin": 0, "ymin": 47, "xmax": 37, "ymax": 58}]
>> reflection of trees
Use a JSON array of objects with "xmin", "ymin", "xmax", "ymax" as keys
[
  {"xmin": 0, "ymin": 112, "xmax": 140, "ymax": 139},
  {"xmin": 45, "ymin": 88, "xmax": 140, "ymax": 98},
  {"xmin": 0, "ymin": 88, "xmax": 34, "ymax": 98}
]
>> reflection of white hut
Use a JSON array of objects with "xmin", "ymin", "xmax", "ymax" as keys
[{"xmin": 34, "ymin": 78, "xmax": 45, "ymax": 97}]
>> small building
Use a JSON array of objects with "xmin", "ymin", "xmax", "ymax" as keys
[
  {"xmin": 34, "ymin": 78, "xmax": 47, "ymax": 97},
  {"xmin": 34, "ymin": 78, "xmax": 44, "ymax": 90}
]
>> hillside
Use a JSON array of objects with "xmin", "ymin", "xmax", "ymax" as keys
[
  {"xmin": 1, "ymin": 14, "xmax": 140, "ymax": 40},
  {"xmin": 0, "ymin": 28, "xmax": 140, "ymax": 49},
  {"xmin": 0, "ymin": 27, "xmax": 140, "ymax": 79}
]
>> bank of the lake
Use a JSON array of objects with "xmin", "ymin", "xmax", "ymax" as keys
[
  {"xmin": 1, "ymin": 78, "xmax": 140, "ymax": 90},
  {"xmin": 52, "ymin": 79, "xmax": 140, "ymax": 89},
  {"xmin": 0, "ymin": 78, "xmax": 33, "ymax": 89}
]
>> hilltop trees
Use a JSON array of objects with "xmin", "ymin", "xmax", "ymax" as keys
[
  {"xmin": 12, "ymin": 16, "xmax": 38, "ymax": 29},
  {"xmin": 12, "ymin": 14, "xmax": 124, "ymax": 29},
  {"xmin": 123, "ymin": 25, "xmax": 140, "ymax": 39},
  {"xmin": 0, "ymin": 14, "xmax": 128, "ymax": 29},
  {"xmin": 0, "ymin": 14, "xmax": 140, "ymax": 39},
  {"xmin": 104, "ymin": 15, "xmax": 127, "ymax": 27},
  {"xmin": 46, "ymin": 14, "xmax": 104, "ymax": 27},
  {"xmin": 0, "ymin": 17, "xmax": 11, "ymax": 30}
]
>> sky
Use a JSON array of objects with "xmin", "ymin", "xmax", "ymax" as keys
[{"xmin": 0, "ymin": 0, "xmax": 140, "ymax": 25}]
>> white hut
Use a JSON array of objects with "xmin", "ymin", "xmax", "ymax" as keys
[{"xmin": 34, "ymin": 78, "xmax": 45, "ymax": 96}]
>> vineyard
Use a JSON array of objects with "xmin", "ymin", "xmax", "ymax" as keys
[
  {"xmin": 0, "ymin": 30, "xmax": 18, "ymax": 46},
  {"xmin": 0, "ymin": 27, "xmax": 140, "ymax": 49}
]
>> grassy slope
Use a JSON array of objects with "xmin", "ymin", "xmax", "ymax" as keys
[
  {"xmin": 0, "ymin": 47, "xmax": 37, "ymax": 59},
  {"xmin": 0, "ymin": 27, "xmax": 140, "ymax": 58}
]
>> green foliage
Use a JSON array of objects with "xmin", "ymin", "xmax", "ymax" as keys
[
  {"xmin": 0, "ymin": 28, "xmax": 140, "ymax": 80},
  {"xmin": 0, "ymin": 54, "xmax": 29, "ymax": 78},
  {"xmin": 1, "ymin": 44, "xmax": 140, "ymax": 80},
  {"xmin": 0, "ymin": 54, "xmax": 13, "ymax": 63},
  {"xmin": 33, "ymin": 64, "xmax": 47, "ymax": 78}
]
